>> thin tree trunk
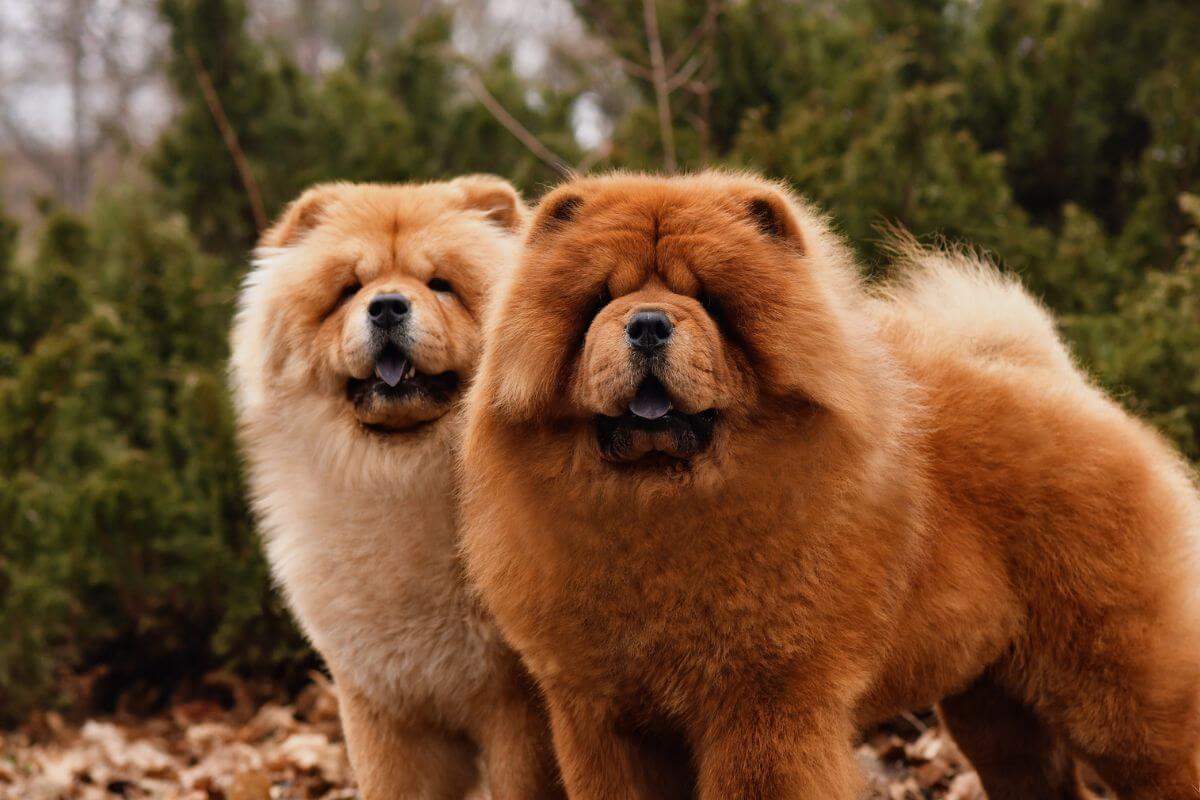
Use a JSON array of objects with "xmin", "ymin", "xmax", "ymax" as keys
[
  {"xmin": 68, "ymin": 0, "xmax": 89, "ymax": 209},
  {"xmin": 643, "ymin": 0, "xmax": 677, "ymax": 173}
]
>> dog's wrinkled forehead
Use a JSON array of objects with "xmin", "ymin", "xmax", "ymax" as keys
[
  {"xmin": 526, "ymin": 175, "xmax": 802, "ymax": 293},
  {"xmin": 266, "ymin": 177, "xmax": 525, "ymax": 248},
  {"xmin": 595, "ymin": 210, "xmax": 707, "ymax": 296},
  {"xmin": 316, "ymin": 199, "xmax": 471, "ymax": 278}
]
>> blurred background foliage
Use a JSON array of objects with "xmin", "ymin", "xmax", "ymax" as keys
[{"xmin": 1, "ymin": 0, "xmax": 1198, "ymax": 724}]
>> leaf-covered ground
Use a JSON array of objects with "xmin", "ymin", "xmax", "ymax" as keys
[{"xmin": 1, "ymin": 677, "xmax": 1108, "ymax": 799}]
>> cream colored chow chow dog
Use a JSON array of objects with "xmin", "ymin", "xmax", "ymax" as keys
[{"xmin": 230, "ymin": 178, "xmax": 561, "ymax": 800}]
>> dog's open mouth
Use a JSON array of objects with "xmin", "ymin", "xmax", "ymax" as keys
[
  {"xmin": 596, "ymin": 376, "xmax": 717, "ymax": 464},
  {"xmin": 346, "ymin": 345, "xmax": 460, "ymax": 432}
]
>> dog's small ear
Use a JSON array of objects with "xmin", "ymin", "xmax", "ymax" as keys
[
  {"xmin": 260, "ymin": 184, "xmax": 341, "ymax": 248},
  {"xmin": 530, "ymin": 191, "xmax": 584, "ymax": 236},
  {"xmin": 454, "ymin": 174, "xmax": 528, "ymax": 232},
  {"xmin": 743, "ymin": 189, "xmax": 805, "ymax": 252},
  {"xmin": 546, "ymin": 194, "xmax": 583, "ymax": 224}
]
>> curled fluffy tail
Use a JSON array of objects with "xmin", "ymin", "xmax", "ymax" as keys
[{"xmin": 876, "ymin": 235, "xmax": 1077, "ymax": 375}]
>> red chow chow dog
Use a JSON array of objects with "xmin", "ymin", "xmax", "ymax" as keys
[{"xmin": 460, "ymin": 171, "xmax": 1200, "ymax": 799}]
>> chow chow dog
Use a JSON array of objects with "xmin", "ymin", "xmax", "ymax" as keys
[
  {"xmin": 231, "ymin": 178, "xmax": 561, "ymax": 800},
  {"xmin": 460, "ymin": 171, "xmax": 1200, "ymax": 799}
]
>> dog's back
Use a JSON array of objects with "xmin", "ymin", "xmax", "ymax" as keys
[
  {"xmin": 870, "ymin": 239, "xmax": 1200, "ymax": 795},
  {"xmin": 871, "ymin": 241, "xmax": 1078, "ymax": 378}
]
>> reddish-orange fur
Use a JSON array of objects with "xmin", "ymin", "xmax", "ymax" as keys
[{"xmin": 460, "ymin": 172, "xmax": 1200, "ymax": 799}]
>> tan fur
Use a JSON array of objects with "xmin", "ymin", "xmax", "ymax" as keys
[
  {"xmin": 871, "ymin": 235, "xmax": 1078, "ymax": 375},
  {"xmin": 460, "ymin": 171, "xmax": 1200, "ymax": 799},
  {"xmin": 231, "ymin": 177, "xmax": 561, "ymax": 800}
]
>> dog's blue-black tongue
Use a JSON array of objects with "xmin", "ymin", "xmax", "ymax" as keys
[
  {"xmin": 629, "ymin": 376, "xmax": 672, "ymax": 420},
  {"xmin": 374, "ymin": 350, "xmax": 409, "ymax": 387}
]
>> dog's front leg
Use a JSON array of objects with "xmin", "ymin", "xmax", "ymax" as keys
[
  {"xmin": 693, "ymin": 698, "xmax": 860, "ymax": 800},
  {"xmin": 336, "ymin": 678, "xmax": 479, "ymax": 800},
  {"xmin": 544, "ymin": 692, "xmax": 660, "ymax": 800},
  {"xmin": 476, "ymin": 669, "xmax": 565, "ymax": 800}
]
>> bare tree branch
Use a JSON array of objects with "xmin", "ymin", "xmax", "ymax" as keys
[
  {"xmin": 464, "ymin": 72, "xmax": 575, "ymax": 179},
  {"xmin": 66, "ymin": 0, "xmax": 89, "ymax": 207},
  {"xmin": 574, "ymin": 140, "xmax": 612, "ymax": 175},
  {"xmin": 580, "ymin": 0, "xmax": 721, "ymax": 174},
  {"xmin": 186, "ymin": 45, "xmax": 268, "ymax": 233},
  {"xmin": 665, "ymin": 0, "xmax": 721, "ymax": 73},
  {"xmin": 643, "ymin": 0, "xmax": 676, "ymax": 173},
  {"xmin": 666, "ymin": 53, "xmax": 704, "ymax": 93},
  {"xmin": 613, "ymin": 55, "xmax": 655, "ymax": 82},
  {"xmin": 696, "ymin": 4, "xmax": 716, "ymax": 165}
]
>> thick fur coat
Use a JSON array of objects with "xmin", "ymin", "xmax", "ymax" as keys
[
  {"xmin": 460, "ymin": 172, "xmax": 1200, "ymax": 800},
  {"xmin": 231, "ymin": 178, "xmax": 560, "ymax": 800}
]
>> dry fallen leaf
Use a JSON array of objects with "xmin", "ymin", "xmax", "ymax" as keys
[
  {"xmin": 945, "ymin": 771, "xmax": 985, "ymax": 800},
  {"xmin": 267, "ymin": 732, "xmax": 349, "ymax": 784},
  {"xmin": 228, "ymin": 769, "xmax": 273, "ymax": 800}
]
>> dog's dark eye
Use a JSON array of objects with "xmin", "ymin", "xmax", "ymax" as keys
[
  {"xmin": 583, "ymin": 286, "xmax": 612, "ymax": 326},
  {"xmin": 701, "ymin": 290, "xmax": 748, "ymax": 351},
  {"xmin": 330, "ymin": 283, "xmax": 360, "ymax": 314},
  {"xmin": 428, "ymin": 277, "xmax": 454, "ymax": 294},
  {"xmin": 700, "ymin": 292, "xmax": 724, "ymax": 326}
]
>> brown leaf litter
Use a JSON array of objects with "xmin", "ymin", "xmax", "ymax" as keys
[{"xmin": 1, "ymin": 677, "xmax": 1111, "ymax": 799}]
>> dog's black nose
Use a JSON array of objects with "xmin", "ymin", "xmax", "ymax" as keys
[
  {"xmin": 626, "ymin": 310, "xmax": 673, "ymax": 354},
  {"xmin": 367, "ymin": 294, "xmax": 410, "ymax": 328}
]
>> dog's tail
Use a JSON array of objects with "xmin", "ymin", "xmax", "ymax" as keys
[{"xmin": 876, "ymin": 232, "xmax": 1077, "ymax": 375}]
